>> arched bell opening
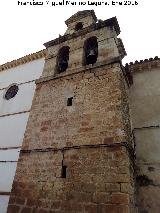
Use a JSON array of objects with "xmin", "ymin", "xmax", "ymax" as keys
[
  {"xmin": 75, "ymin": 22, "xmax": 83, "ymax": 31},
  {"xmin": 83, "ymin": 36, "xmax": 98, "ymax": 65},
  {"xmin": 56, "ymin": 46, "xmax": 70, "ymax": 73}
]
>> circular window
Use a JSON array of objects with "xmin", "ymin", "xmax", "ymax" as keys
[
  {"xmin": 75, "ymin": 22, "xmax": 83, "ymax": 31},
  {"xmin": 4, "ymin": 84, "xmax": 19, "ymax": 100}
]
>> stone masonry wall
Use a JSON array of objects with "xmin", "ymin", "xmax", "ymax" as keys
[
  {"xmin": 7, "ymin": 63, "xmax": 135, "ymax": 213},
  {"xmin": 8, "ymin": 147, "xmax": 133, "ymax": 213},
  {"xmin": 23, "ymin": 64, "xmax": 129, "ymax": 150}
]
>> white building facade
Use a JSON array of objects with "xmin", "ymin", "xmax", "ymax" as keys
[{"xmin": 0, "ymin": 50, "xmax": 45, "ymax": 213}]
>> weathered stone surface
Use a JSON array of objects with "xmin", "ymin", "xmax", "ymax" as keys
[
  {"xmin": 111, "ymin": 193, "xmax": 129, "ymax": 204},
  {"xmin": 129, "ymin": 59, "xmax": 160, "ymax": 212},
  {"xmin": 7, "ymin": 205, "xmax": 20, "ymax": 213},
  {"xmin": 22, "ymin": 65, "xmax": 131, "ymax": 151},
  {"xmin": 8, "ymin": 144, "xmax": 134, "ymax": 212},
  {"xmin": 8, "ymin": 10, "xmax": 135, "ymax": 213}
]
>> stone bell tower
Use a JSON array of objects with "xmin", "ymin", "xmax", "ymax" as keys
[{"xmin": 8, "ymin": 10, "xmax": 135, "ymax": 213}]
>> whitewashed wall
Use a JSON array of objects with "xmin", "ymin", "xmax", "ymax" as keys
[
  {"xmin": 0, "ymin": 113, "xmax": 29, "ymax": 148},
  {"xmin": 0, "ymin": 58, "xmax": 44, "ymax": 89},
  {"xmin": 0, "ymin": 196, "xmax": 9, "ymax": 213},
  {"xmin": 0, "ymin": 149, "xmax": 20, "ymax": 161},
  {"xmin": 0, "ymin": 82, "xmax": 35, "ymax": 116},
  {"xmin": 130, "ymin": 66, "xmax": 160, "ymax": 212},
  {"xmin": 0, "ymin": 163, "xmax": 18, "ymax": 192},
  {"xmin": 0, "ymin": 57, "xmax": 45, "ymax": 213}
]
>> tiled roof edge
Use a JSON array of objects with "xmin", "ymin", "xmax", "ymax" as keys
[{"xmin": 0, "ymin": 49, "xmax": 46, "ymax": 72}]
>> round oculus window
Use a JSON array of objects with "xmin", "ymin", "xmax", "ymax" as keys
[{"xmin": 4, "ymin": 84, "xmax": 19, "ymax": 100}]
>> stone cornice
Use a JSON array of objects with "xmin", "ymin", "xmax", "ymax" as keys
[
  {"xmin": 0, "ymin": 49, "xmax": 46, "ymax": 72},
  {"xmin": 36, "ymin": 56, "xmax": 122, "ymax": 85},
  {"xmin": 36, "ymin": 56, "xmax": 132, "ymax": 87},
  {"xmin": 125, "ymin": 56, "xmax": 160, "ymax": 73},
  {"xmin": 118, "ymin": 38, "xmax": 127, "ymax": 58},
  {"xmin": 44, "ymin": 17, "xmax": 120, "ymax": 48}
]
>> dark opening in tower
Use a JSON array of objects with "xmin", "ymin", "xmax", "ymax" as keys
[
  {"xmin": 84, "ymin": 36, "xmax": 98, "ymax": 65},
  {"xmin": 57, "ymin": 46, "xmax": 70, "ymax": 73},
  {"xmin": 67, "ymin": 97, "xmax": 73, "ymax": 106},
  {"xmin": 75, "ymin": 22, "xmax": 83, "ymax": 31},
  {"xmin": 61, "ymin": 165, "xmax": 67, "ymax": 178}
]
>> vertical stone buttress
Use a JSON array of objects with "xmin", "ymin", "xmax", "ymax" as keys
[{"xmin": 8, "ymin": 10, "xmax": 135, "ymax": 213}]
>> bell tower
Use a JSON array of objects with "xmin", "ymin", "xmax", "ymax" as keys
[{"xmin": 8, "ymin": 10, "xmax": 135, "ymax": 213}]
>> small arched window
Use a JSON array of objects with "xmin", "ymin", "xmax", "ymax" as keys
[
  {"xmin": 83, "ymin": 36, "xmax": 98, "ymax": 65},
  {"xmin": 57, "ymin": 46, "xmax": 70, "ymax": 73}
]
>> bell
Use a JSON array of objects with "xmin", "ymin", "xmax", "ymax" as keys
[
  {"xmin": 86, "ymin": 49, "xmax": 97, "ymax": 64},
  {"xmin": 59, "ymin": 59, "xmax": 68, "ymax": 72}
]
